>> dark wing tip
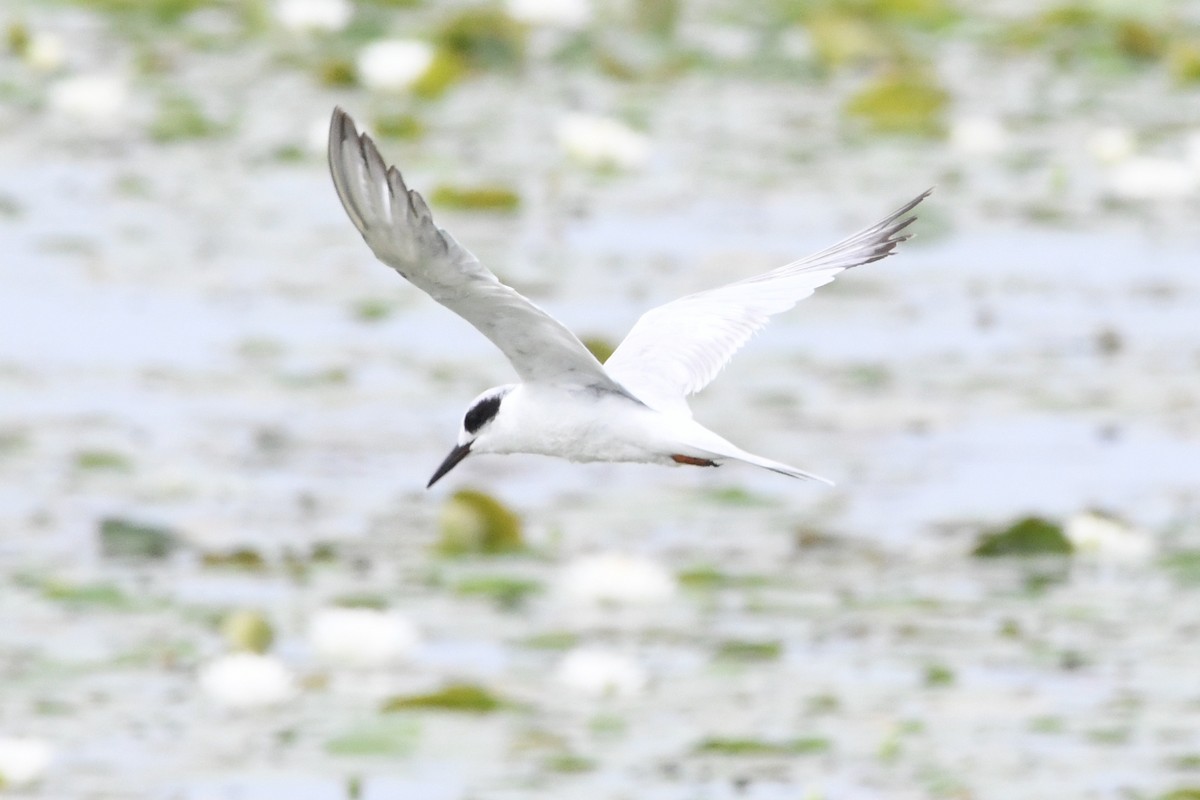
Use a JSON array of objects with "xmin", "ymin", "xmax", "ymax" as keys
[
  {"xmin": 329, "ymin": 106, "xmax": 355, "ymax": 151},
  {"xmin": 852, "ymin": 187, "xmax": 933, "ymax": 266}
]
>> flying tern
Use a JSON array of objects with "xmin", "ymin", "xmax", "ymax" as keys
[{"xmin": 327, "ymin": 107, "xmax": 929, "ymax": 488}]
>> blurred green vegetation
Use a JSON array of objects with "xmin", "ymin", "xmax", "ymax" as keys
[
  {"xmin": 14, "ymin": 0, "xmax": 1194, "ymax": 151},
  {"xmin": 325, "ymin": 717, "xmax": 420, "ymax": 756},
  {"xmin": 381, "ymin": 682, "xmax": 507, "ymax": 713},
  {"xmin": 714, "ymin": 639, "xmax": 783, "ymax": 662},
  {"xmin": 99, "ymin": 517, "xmax": 178, "ymax": 559},
  {"xmin": 454, "ymin": 574, "xmax": 542, "ymax": 609},
  {"xmin": 436, "ymin": 489, "xmax": 525, "ymax": 556},
  {"xmin": 973, "ymin": 516, "xmax": 1073, "ymax": 557},
  {"xmin": 431, "ymin": 184, "xmax": 521, "ymax": 212},
  {"xmin": 695, "ymin": 736, "xmax": 831, "ymax": 756},
  {"xmin": 220, "ymin": 609, "xmax": 275, "ymax": 653}
]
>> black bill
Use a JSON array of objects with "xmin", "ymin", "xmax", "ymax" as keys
[{"xmin": 427, "ymin": 442, "xmax": 472, "ymax": 488}]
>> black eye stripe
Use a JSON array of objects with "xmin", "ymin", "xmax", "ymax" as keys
[{"xmin": 464, "ymin": 395, "xmax": 502, "ymax": 434}]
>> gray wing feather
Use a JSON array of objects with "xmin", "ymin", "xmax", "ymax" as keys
[
  {"xmin": 604, "ymin": 189, "xmax": 931, "ymax": 415},
  {"xmin": 328, "ymin": 107, "xmax": 622, "ymax": 390}
]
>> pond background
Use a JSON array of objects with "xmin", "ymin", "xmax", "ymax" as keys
[{"xmin": 1, "ymin": 0, "xmax": 1199, "ymax": 798}]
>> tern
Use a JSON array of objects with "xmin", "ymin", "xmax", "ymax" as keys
[{"xmin": 327, "ymin": 108, "xmax": 929, "ymax": 488}]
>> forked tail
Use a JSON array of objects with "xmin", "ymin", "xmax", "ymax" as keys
[{"xmin": 728, "ymin": 450, "xmax": 835, "ymax": 485}]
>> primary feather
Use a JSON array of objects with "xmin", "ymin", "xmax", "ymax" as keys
[{"xmin": 327, "ymin": 107, "xmax": 623, "ymax": 392}]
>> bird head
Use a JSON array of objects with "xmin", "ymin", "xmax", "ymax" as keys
[{"xmin": 427, "ymin": 385, "xmax": 515, "ymax": 488}]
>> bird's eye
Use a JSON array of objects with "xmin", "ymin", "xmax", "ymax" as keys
[{"xmin": 464, "ymin": 394, "xmax": 502, "ymax": 434}]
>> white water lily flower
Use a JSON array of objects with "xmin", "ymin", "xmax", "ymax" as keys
[
  {"xmin": 506, "ymin": 0, "xmax": 591, "ymax": 29},
  {"xmin": 556, "ymin": 553, "xmax": 676, "ymax": 606},
  {"xmin": 47, "ymin": 74, "xmax": 129, "ymax": 127},
  {"xmin": 25, "ymin": 32, "xmax": 66, "ymax": 72},
  {"xmin": 199, "ymin": 653, "xmax": 297, "ymax": 710},
  {"xmin": 0, "ymin": 737, "xmax": 53, "ymax": 788},
  {"xmin": 1086, "ymin": 127, "xmax": 1135, "ymax": 165},
  {"xmin": 357, "ymin": 39, "xmax": 435, "ymax": 92},
  {"xmin": 275, "ymin": 0, "xmax": 352, "ymax": 33},
  {"xmin": 555, "ymin": 647, "xmax": 647, "ymax": 697},
  {"xmin": 556, "ymin": 113, "xmax": 650, "ymax": 170},
  {"xmin": 309, "ymin": 607, "xmax": 420, "ymax": 668},
  {"xmin": 948, "ymin": 116, "xmax": 1007, "ymax": 156},
  {"xmin": 1107, "ymin": 157, "xmax": 1196, "ymax": 200},
  {"xmin": 1065, "ymin": 511, "xmax": 1153, "ymax": 564}
]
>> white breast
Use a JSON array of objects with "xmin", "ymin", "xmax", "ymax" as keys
[{"xmin": 485, "ymin": 384, "xmax": 677, "ymax": 464}]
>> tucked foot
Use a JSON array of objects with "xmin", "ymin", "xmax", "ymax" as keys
[{"xmin": 671, "ymin": 454, "xmax": 719, "ymax": 467}]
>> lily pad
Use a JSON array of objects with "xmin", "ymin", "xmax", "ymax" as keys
[
  {"xmin": 582, "ymin": 336, "xmax": 616, "ymax": 363},
  {"xmin": 972, "ymin": 516, "xmax": 1072, "ymax": 557},
  {"xmin": 99, "ymin": 517, "xmax": 178, "ymax": 559},
  {"xmin": 454, "ymin": 575, "xmax": 542, "ymax": 609},
  {"xmin": 326, "ymin": 717, "xmax": 420, "ymax": 756},
  {"xmin": 435, "ymin": 8, "xmax": 524, "ymax": 71},
  {"xmin": 695, "ymin": 736, "xmax": 830, "ymax": 756},
  {"xmin": 436, "ymin": 490, "xmax": 524, "ymax": 556},
  {"xmin": 76, "ymin": 450, "xmax": 132, "ymax": 472},
  {"xmin": 844, "ymin": 70, "xmax": 948, "ymax": 136},
  {"xmin": 201, "ymin": 547, "xmax": 268, "ymax": 571},
  {"xmin": 150, "ymin": 94, "xmax": 222, "ymax": 142},
  {"xmin": 430, "ymin": 185, "xmax": 520, "ymax": 212},
  {"xmin": 381, "ymin": 683, "xmax": 507, "ymax": 714},
  {"xmin": 220, "ymin": 609, "xmax": 274, "ymax": 653},
  {"xmin": 715, "ymin": 640, "xmax": 783, "ymax": 662}
]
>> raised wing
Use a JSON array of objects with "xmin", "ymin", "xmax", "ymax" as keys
[
  {"xmin": 603, "ymin": 189, "xmax": 931, "ymax": 415},
  {"xmin": 328, "ymin": 107, "xmax": 622, "ymax": 391}
]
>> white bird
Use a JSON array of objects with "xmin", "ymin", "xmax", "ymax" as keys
[{"xmin": 328, "ymin": 108, "xmax": 929, "ymax": 487}]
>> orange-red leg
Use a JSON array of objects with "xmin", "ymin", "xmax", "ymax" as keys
[{"xmin": 671, "ymin": 454, "xmax": 718, "ymax": 467}]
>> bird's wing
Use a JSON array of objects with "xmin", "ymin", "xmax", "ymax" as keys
[
  {"xmin": 328, "ymin": 108, "xmax": 623, "ymax": 391},
  {"xmin": 603, "ymin": 189, "xmax": 931, "ymax": 416}
]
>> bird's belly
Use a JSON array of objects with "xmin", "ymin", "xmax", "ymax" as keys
[{"xmin": 499, "ymin": 393, "xmax": 671, "ymax": 465}]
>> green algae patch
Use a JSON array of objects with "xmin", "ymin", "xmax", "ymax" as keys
[
  {"xmin": 75, "ymin": 450, "xmax": 133, "ymax": 472},
  {"xmin": 7, "ymin": 21, "xmax": 30, "ymax": 56},
  {"xmin": 1161, "ymin": 551, "xmax": 1200, "ymax": 586},
  {"xmin": 371, "ymin": 112, "xmax": 424, "ymax": 140},
  {"xmin": 435, "ymin": 8, "xmax": 525, "ymax": 72},
  {"xmin": 844, "ymin": 70, "xmax": 948, "ymax": 136},
  {"xmin": 150, "ymin": 95, "xmax": 223, "ymax": 142},
  {"xmin": 412, "ymin": 49, "xmax": 468, "ymax": 99},
  {"xmin": 42, "ymin": 580, "xmax": 135, "ymax": 610},
  {"xmin": 382, "ymin": 683, "xmax": 507, "ymax": 714},
  {"xmin": 352, "ymin": 297, "xmax": 395, "ymax": 322},
  {"xmin": 326, "ymin": 717, "xmax": 420, "ymax": 756},
  {"xmin": 99, "ymin": 517, "xmax": 178, "ymax": 559},
  {"xmin": 807, "ymin": 11, "xmax": 892, "ymax": 70},
  {"xmin": 332, "ymin": 593, "xmax": 390, "ymax": 610},
  {"xmin": 544, "ymin": 753, "xmax": 596, "ymax": 773},
  {"xmin": 317, "ymin": 57, "xmax": 357, "ymax": 87},
  {"xmin": 582, "ymin": 336, "xmax": 616, "ymax": 363},
  {"xmin": 436, "ymin": 490, "xmax": 524, "ymax": 556},
  {"xmin": 695, "ymin": 736, "xmax": 830, "ymax": 756},
  {"xmin": 1170, "ymin": 754, "xmax": 1200, "ymax": 770},
  {"xmin": 64, "ymin": 0, "xmax": 219, "ymax": 25},
  {"xmin": 1170, "ymin": 40, "xmax": 1200, "ymax": 83},
  {"xmin": 201, "ymin": 547, "xmax": 269, "ymax": 571},
  {"xmin": 923, "ymin": 662, "xmax": 955, "ymax": 687},
  {"xmin": 677, "ymin": 566, "xmax": 770, "ymax": 590},
  {"xmin": 454, "ymin": 575, "xmax": 542, "ymax": 609},
  {"xmin": 430, "ymin": 184, "xmax": 520, "ymax": 212},
  {"xmin": 715, "ymin": 640, "xmax": 783, "ymax": 662},
  {"xmin": 220, "ymin": 609, "xmax": 274, "ymax": 653},
  {"xmin": 972, "ymin": 516, "xmax": 1072, "ymax": 557},
  {"xmin": 519, "ymin": 631, "xmax": 580, "ymax": 650},
  {"xmin": 704, "ymin": 486, "xmax": 775, "ymax": 507}
]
